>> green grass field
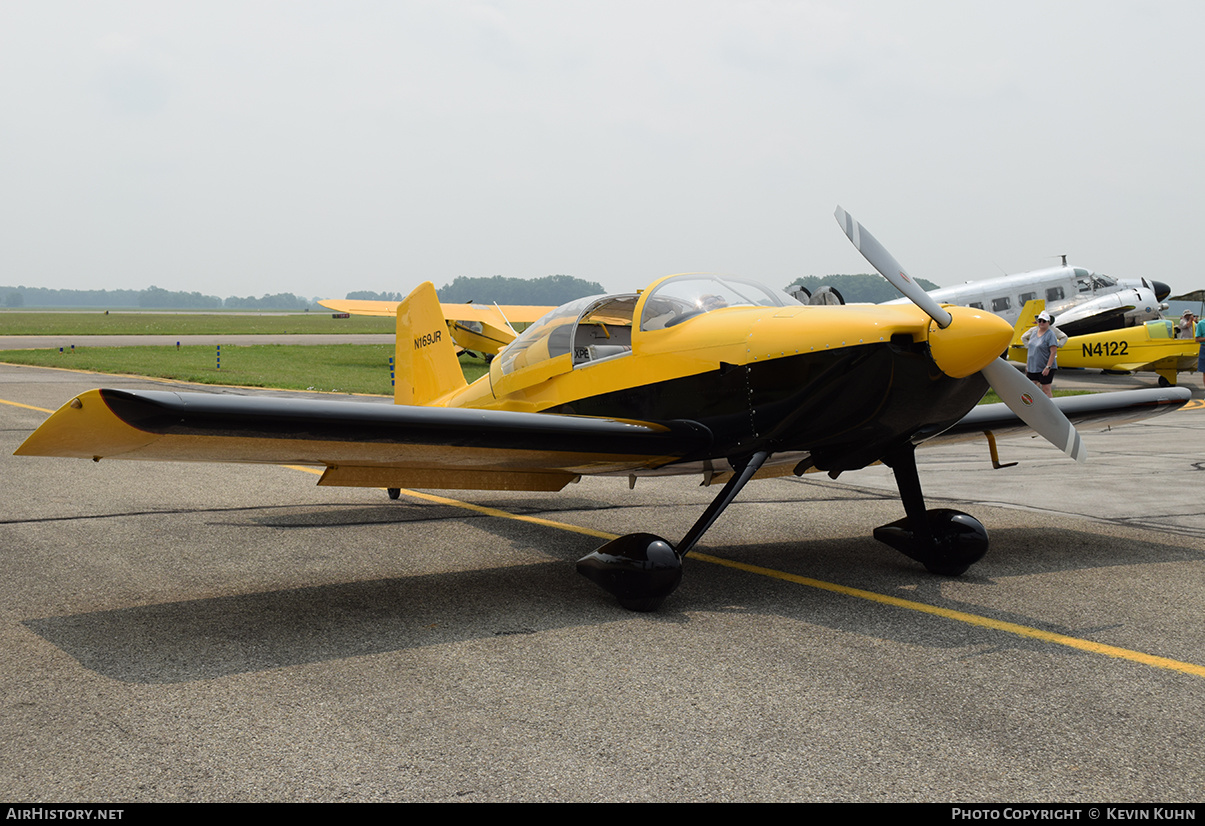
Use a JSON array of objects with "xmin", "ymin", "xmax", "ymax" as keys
[
  {"xmin": 2, "ymin": 341, "xmax": 1084, "ymax": 404},
  {"xmin": 0, "ymin": 345, "xmax": 490, "ymax": 395},
  {"xmin": 0, "ymin": 311, "xmax": 394, "ymax": 336},
  {"xmin": 0, "ymin": 311, "xmax": 1090, "ymax": 402}
]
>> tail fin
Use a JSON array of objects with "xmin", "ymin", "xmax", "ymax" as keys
[
  {"xmin": 395, "ymin": 282, "xmax": 467, "ymax": 406},
  {"xmin": 1006, "ymin": 298, "xmax": 1045, "ymax": 363},
  {"xmin": 1011, "ymin": 299, "xmax": 1046, "ymax": 347}
]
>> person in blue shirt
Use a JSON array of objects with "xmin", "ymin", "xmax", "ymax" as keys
[{"xmin": 1024, "ymin": 310, "xmax": 1060, "ymax": 398}]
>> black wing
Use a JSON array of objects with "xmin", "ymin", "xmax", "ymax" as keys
[{"xmin": 16, "ymin": 389, "xmax": 713, "ymax": 491}]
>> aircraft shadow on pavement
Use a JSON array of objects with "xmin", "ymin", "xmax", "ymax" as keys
[
  {"xmin": 22, "ymin": 513, "xmax": 1197, "ymax": 684},
  {"xmin": 24, "ymin": 561, "xmax": 591, "ymax": 684},
  {"xmin": 238, "ymin": 496, "xmax": 621, "ymax": 530}
]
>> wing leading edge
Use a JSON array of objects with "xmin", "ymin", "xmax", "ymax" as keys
[
  {"xmin": 15, "ymin": 389, "xmax": 713, "ymax": 491},
  {"xmin": 918, "ymin": 387, "xmax": 1193, "ymax": 446}
]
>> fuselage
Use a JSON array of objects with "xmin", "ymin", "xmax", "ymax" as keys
[
  {"xmin": 439, "ymin": 273, "xmax": 1013, "ymax": 477},
  {"xmin": 1010, "ymin": 318, "xmax": 1198, "ymax": 385},
  {"xmin": 883, "ymin": 265, "xmax": 1169, "ymax": 333}
]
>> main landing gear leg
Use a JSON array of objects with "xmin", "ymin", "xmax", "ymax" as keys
[
  {"xmin": 576, "ymin": 451, "xmax": 770, "ymax": 612},
  {"xmin": 876, "ymin": 443, "xmax": 988, "ymax": 576}
]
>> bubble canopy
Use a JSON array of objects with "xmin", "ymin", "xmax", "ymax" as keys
[
  {"xmin": 495, "ymin": 274, "xmax": 797, "ymax": 376},
  {"xmin": 639, "ymin": 273, "xmax": 796, "ymax": 331}
]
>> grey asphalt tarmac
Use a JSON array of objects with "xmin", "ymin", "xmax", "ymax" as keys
[{"xmin": 1, "ymin": 362, "xmax": 1203, "ymax": 802}]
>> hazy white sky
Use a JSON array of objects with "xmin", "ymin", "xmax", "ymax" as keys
[{"xmin": 2, "ymin": 1, "xmax": 1202, "ymax": 299}]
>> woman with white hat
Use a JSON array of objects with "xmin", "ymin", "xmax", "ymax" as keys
[{"xmin": 1024, "ymin": 310, "xmax": 1060, "ymax": 398}]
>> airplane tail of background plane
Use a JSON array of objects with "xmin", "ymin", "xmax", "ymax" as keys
[
  {"xmin": 1011, "ymin": 299, "xmax": 1046, "ymax": 347},
  {"xmin": 394, "ymin": 281, "xmax": 468, "ymax": 406}
]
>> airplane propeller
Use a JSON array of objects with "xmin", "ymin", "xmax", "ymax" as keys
[{"xmin": 834, "ymin": 206, "xmax": 1086, "ymax": 463}]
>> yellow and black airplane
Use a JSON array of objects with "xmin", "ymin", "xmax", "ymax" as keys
[{"xmin": 15, "ymin": 209, "xmax": 1192, "ymax": 610}]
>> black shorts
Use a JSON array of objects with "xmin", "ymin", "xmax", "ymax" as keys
[{"xmin": 1027, "ymin": 369, "xmax": 1055, "ymax": 385}]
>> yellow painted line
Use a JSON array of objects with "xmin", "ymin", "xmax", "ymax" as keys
[
  {"xmin": 384, "ymin": 487, "xmax": 619, "ymax": 540},
  {"xmin": 287, "ymin": 465, "xmax": 326, "ymax": 477},
  {"xmin": 282, "ymin": 468, "xmax": 619, "ymax": 540},
  {"xmin": 690, "ymin": 552, "xmax": 1205, "ymax": 678},
  {"xmin": 285, "ymin": 472, "xmax": 1205, "ymax": 679},
  {"xmin": 0, "ymin": 398, "xmax": 52, "ymax": 413}
]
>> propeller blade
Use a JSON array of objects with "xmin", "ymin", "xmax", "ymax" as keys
[
  {"xmin": 981, "ymin": 358, "xmax": 1086, "ymax": 463},
  {"xmin": 834, "ymin": 205, "xmax": 1086, "ymax": 462},
  {"xmin": 834, "ymin": 206, "xmax": 952, "ymax": 329}
]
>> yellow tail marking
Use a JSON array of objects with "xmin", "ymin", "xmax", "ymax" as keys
[
  {"xmin": 1011, "ymin": 298, "xmax": 1046, "ymax": 348},
  {"xmin": 394, "ymin": 281, "xmax": 467, "ymax": 406}
]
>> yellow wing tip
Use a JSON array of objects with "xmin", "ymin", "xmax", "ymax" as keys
[{"xmin": 14, "ymin": 389, "xmax": 154, "ymax": 459}]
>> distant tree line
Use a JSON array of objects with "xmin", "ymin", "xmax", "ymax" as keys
[
  {"xmin": 223, "ymin": 292, "xmax": 314, "ymax": 311},
  {"xmin": 346, "ymin": 290, "xmax": 407, "ymax": 302},
  {"xmin": 1, "ymin": 285, "xmax": 317, "ymax": 310},
  {"xmin": 787, "ymin": 273, "xmax": 941, "ymax": 304},
  {"xmin": 345, "ymin": 276, "xmax": 605, "ymax": 305},
  {"xmin": 435, "ymin": 275, "xmax": 605, "ymax": 305},
  {"xmin": 3, "ymin": 273, "xmax": 941, "ymax": 311},
  {"xmin": 348, "ymin": 274, "xmax": 941, "ymax": 307},
  {"xmin": 433, "ymin": 273, "xmax": 943, "ymax": 306}
]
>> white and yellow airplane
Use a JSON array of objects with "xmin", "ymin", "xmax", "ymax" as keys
[
  {"xmin": 1008, "ymin": 299, "xmax": 1199, "ymax": 386},
  {"xmin": 320, "ymin": 297, "xmax": 554, "ymax": 359},
  {"xmin": 16, "ymin": 209, "xmax": 1191, "ymax": 611}
]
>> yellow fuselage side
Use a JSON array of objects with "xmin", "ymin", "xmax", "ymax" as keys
[{"xmin": 439, "ymin": 301, "xmax": 1008, "ymax": 413}]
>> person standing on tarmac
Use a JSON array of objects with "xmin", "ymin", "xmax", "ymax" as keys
[{"xmin": 1023, "ymin": 310, "xmax": 1060, "ymax": 398}]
